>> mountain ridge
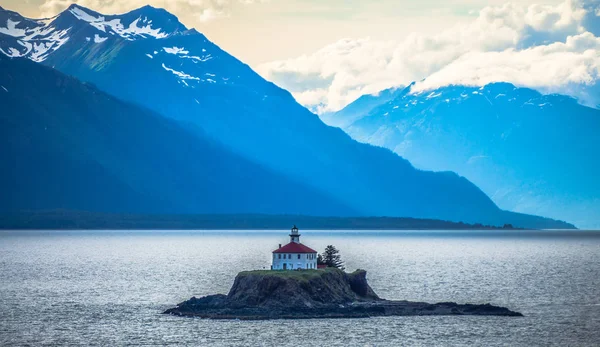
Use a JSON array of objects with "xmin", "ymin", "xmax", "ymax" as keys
[
  {"xmin": 327, "ymin": 82, "xmax": 600, "ymax": 229},
  {"xmin": 0, "ymin": 5, "xmax": 576, "ymax": 229},
  {"xmin": 0, "ymin": 54, "xmax": 356, "ymax": 216}
]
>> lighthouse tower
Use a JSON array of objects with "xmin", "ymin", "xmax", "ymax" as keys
[
  {"xmin": 289, "ymin": 225, "xmax": 300, "ymax": 243},
  {"xmin": 271, "ymin": 226, "xmax": 318, "ymax": 270}
]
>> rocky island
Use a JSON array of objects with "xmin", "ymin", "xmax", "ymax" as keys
[{"xmin": 164, "ymin": 268, "xmax": 522, "ymax": 319}]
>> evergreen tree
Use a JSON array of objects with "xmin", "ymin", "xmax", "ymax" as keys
[
  {"xmin": 321, "ymin": 245, "xmax": 345, "ymax": 270},
  {"xmin": 317, "ymin": 253, "xmax": 325, "ymax": 266}
]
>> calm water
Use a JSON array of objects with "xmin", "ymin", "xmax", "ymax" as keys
[{"xmin": 1, "ymin": 230, "xmax": 599, "ymax": 346}]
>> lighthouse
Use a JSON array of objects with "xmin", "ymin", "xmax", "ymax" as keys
[
  {"xmin": 271, "ymin": 226, "xmax": 318, "ymax": 270},
  {"xmin": 290, "ymin": 225, "xmax": 300, "ymax": 243}
]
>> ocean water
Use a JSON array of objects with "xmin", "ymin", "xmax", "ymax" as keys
[{"xmin": 0, "ymin": 230, "xmax": 599, "ymax": 346}]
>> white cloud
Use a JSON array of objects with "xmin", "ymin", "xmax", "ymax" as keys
[
  {"xmin": 258, "ymin": 0, "xmax": 600, "ymax": 113},
  {"xmin": 413, "ymin": 33, "xmax": 600, "ymax": 98},
  {"xmin": 39, "ymin": 0, "xmax": 259, "ymax": 22}
]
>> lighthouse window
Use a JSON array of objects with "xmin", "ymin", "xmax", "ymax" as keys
[
  {"xmin": 298, "ymin": 254, "xmax": 301, "ymax": 259},
  {"xmin": 278, "ymin": 254, "xmax": 281, "ymax": 259}
]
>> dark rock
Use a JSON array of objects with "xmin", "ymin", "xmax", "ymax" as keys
[{"xmin": 164, "ymin": 268, "xmax": 523, "ymax": 319}]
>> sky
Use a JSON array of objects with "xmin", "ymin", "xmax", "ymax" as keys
[{"xmin": 5, "ymin": 0, "xmax": 600, "ymax": 112}]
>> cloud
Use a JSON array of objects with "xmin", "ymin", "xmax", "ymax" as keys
[
  {"xmin": 258, "ymin": 0, "xmax": 600, "ymax": 113},
  {"xmin": 39, "ymin": 0, "xmax": 260, "ymax": 22}
]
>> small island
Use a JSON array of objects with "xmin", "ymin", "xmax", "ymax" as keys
[
  {"xmin": 164, "ymin": 268, "xmax": 522, "ymax": 319},
  {"xmin": 165, "ymin": 227, "xmax": 522, "ymax": 320}
]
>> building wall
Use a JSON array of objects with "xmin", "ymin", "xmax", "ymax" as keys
[{"xmin": 272, "ymin": 253, "xmax": 318, "ymax": 270}]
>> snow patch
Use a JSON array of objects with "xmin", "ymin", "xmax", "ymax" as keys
[
  {"xmin": 146, "ymin": 54, "xmax": 153, "ymax": 59},
  {"xmin": 1, "ymin": 47, "xmax": 23, "ymax": 57},
  {"xmin": 30, "ymin": 29, "xmax": 70, "ymax": 62},
  {"xmin": 164, "ymin": 46, "xmax": 188, "ymax": 55},
  {"xmin": 69, "ymin": 6, "xmax": 102, "ymax": 23},
  {"xmin": 30, "ymin": 42, "xmax": 53, "ymax": 61},
  {"xmin": 183, "ymin": 54, "xmax": 212, "ymax": 62},
  {"xmin": 69, "ymin": 8, "xmax": 168, "ymax": 40},
  {"xmin": 1, "ymin": 86, "xmax": 8, "ymax": 92},
  {"xmin": 163, "ymin": 47, "xmax": 213, "ymax": 62},
  {"xmin": 125, "ymin": 18, "xmax": 168, "ymax": 39},
  {"xmin": 94, "ymin": 34, "xmax": 107, "ymax": 43},
  {"xmin": 85, "ymin": 37, "xmax": 91, "ymax": 42},
  {"xmin": 426, "ymin": 91, "xmax": 442, "ymax": 99},
  {"xmin": 161, "ymin": 63, "xmax": 200, "ymax": 80},
  {"xmin": 0, "ymin": 19, "xmax": 26, "ymax": 37},
  {"xmin": 23, "ymin": 24, "xmax": 56, "ymax": 41},
  {"xmin": 17, "ymin": 40, "xmax": 33, "ymax": 55}
]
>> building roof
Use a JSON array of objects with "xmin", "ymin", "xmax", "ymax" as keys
[{"xmin": 273, "ymin": 242, "xmax": 317, "ymax": 254}]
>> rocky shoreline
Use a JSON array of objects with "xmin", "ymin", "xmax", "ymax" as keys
[{"xmin": 164, "ymin": 268, "xmax": 522, "ymax": 320}]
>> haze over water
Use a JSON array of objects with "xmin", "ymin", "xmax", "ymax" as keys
[{"xmin": 1, "ymin": 230, "xmax": 599, "ymax": 346}]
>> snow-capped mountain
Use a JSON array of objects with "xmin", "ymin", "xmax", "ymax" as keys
[
  {"xmin": 0, "ymin": 4, "xmax": 248, "ymax": 90},
  {"xmin": 327, "ymin": 82, "xmax": 600, "ymax": 229},
  {"xmin": 0, "ymin": 5, "xmax": 575, "ymax": 229},
  {"xmin": 0, "ymin": 4, "xmax": 187, "ymax": 62}
]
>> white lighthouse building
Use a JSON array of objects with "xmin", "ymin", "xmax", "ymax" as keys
[{"xmin": 272, "ymin": 226, "xmax": 318, "ymax": 270}]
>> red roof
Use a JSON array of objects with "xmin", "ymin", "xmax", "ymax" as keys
[{"xmin": 273, "ymin": 242, "xmax": 317, "ymax": 254}]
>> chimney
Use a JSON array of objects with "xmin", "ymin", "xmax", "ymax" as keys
[{"xmin": 278, "ymin": 244, "xmax": 282, "ymax": 249}]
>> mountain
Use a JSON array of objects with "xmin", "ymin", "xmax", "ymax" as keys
[
  {"xmin": 0, "ymin": 5, "xmax": 574, "ymax": 229},
  {"xmin": 0, "ymin": 54, "xmax": 356, "ymax": 215},
  {"xmin": 320, "ymin": 86, "xmax": 407, "ymax": 128},
  {"xmin": 328, "ymin": 82, "xmax": 600, "ymax": 229},
  {"xmin": 0, "ymin": 4, "xmax": 186, "ymax": 61}
]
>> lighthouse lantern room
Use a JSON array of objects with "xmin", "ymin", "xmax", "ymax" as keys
[{"xmin": 272, "ymin": 225, "xmax": 318, "ymax": 270}]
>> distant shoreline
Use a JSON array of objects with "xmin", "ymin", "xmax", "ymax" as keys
[{"xmin": 0, "ymin": 210, "xmax": 534, "ymax": 230}]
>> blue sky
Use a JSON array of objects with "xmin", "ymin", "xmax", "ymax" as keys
[{"xmin": 5, "ymin": 0, "xmax": 599, "ymax": 111}]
